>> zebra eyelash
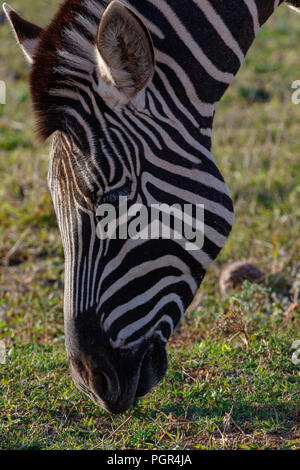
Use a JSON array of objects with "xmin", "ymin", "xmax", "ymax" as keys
[{"xmin": 99, "ymin": 182, "xmax": 132, "ymax": 206}]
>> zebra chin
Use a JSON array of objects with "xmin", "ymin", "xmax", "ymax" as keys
[{"xmin": 66, "ymin": 318, "xmax": 168, "ymax": 414}]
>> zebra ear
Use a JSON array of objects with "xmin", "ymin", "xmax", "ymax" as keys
[
  {"xmin": 96, "ymin": 0, "xmax": 155, "ymax": 106},
  {"xmin": 2, "ymin": 3, "xmax": 43, "ymax": 64}
]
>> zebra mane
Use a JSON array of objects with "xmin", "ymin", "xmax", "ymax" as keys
[{"xmin": 30, "ymin": 0, "xmax": 108, "ymax": 141}]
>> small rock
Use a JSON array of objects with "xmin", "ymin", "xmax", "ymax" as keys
[{"xmin": 220, "ymin": 261, "xmax": 265, "ymax": 296}]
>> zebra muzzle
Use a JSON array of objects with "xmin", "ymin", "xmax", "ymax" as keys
[{"xmin": 68, "ymin": 335, "xmax": 168, "ymax": 414}]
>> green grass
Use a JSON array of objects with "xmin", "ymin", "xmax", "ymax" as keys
[{"xmin": 0, "ymin": 1, "xmax": 300, "ymax": 450}]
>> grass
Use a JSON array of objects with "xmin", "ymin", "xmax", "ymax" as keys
[{"xmin": 0, "ymin": 1, "xmax": 300, "ymax": 450}]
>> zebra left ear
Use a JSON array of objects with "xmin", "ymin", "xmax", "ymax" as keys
[
  {"xmin": 2, "ymin": 3, "xmax": 43, "ymax": 64},
  {"xmin": 96, "ymin": 0, "xmax": 155, "ymax": 106}
]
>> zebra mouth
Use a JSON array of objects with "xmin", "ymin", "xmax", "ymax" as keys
[{"xmin": 69, "ymin": 333, "xmax": 168, "ymax": 414}]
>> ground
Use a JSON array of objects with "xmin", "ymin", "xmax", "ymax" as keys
[{"xmin": 0, "ymin": 0, "xmax": 299, "ymax": 450}]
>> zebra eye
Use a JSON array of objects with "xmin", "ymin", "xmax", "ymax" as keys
[{"xmin": 100, "ymin": 183, "xmax": 131, "ymax": 206}]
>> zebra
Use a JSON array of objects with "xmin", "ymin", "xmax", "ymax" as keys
[{"xmin": 3, "ymin": 0, "xmax": 299, "ymax": 414}]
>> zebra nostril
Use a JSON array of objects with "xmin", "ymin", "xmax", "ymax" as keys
[{"xmin": 92, "ymin": 369, "xmax": 109, "ymax": 397}]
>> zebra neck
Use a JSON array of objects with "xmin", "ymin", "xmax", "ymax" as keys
[{"xmin": 126, "ymin": 0, "xmax": 282, "ymax": 118}]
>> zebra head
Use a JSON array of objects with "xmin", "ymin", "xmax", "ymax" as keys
[{"xmin": 4, "ymin": 0, "xmax": 235, "ymax": 413}]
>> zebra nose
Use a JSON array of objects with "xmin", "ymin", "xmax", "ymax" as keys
[
  {"xmin": 87, "ymin": 340, "xmax": 167, "ymax": 414},
  {"xmin": 89, "ymin": 366, "xmax": 122, "ymax": 409},
  {"xmin": 90, "ymin": 369, "xmax": 133, "ymax": 414}
]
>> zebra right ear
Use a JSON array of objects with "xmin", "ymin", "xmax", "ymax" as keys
[
  {"xmin": 96, "ymin": 0, "xmax": 155, "ymax": 106},
  {"xmin": 2, "ymin": 3, "xmax": 43, "ymax": 64}
]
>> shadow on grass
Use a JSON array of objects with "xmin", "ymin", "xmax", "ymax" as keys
[
  {"xmin": 158, "ymin": 400, "xmax": 297, "ymax": 428},
  {"xmin": 0, "ymin": 435, "xmax": 44, "ymax": 451}
]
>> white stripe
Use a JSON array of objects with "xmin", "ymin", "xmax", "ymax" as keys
[
  {"xmin": 49, "ymin": 88, "xmax": 91, "ymax": 114},
  {"xmin": 85, "ymin": 212, "xmax": 97, "ymax": 312},
  {"xmin": 155, "ymin": 51, "xmax": 217, "ymax": 117},
  {"xmin": 63, "ymin": 105, "xmax": 108, "ymax": 187},
  {"xmin": 200, "ymin": 128, "xmax": 212, "ymax": 138},
  {"xmin": 155, "ymin": 1, "xmax": 234, "ymax": 84},
  {"xmin": 142, "ymin": 172, "xmax": 234, "ymax": 225},
  {"xmin": 59, "ymin": 160, "xmax": 76, "ymax": 320},
  {"xmin": 53, "ymin": 66, "xmax": 90, "ymax": 81},
  {"xmin": 274, "ymin": 0, "xmax": 281, "ymax": 10},
  {"xmin": 122, "ymin": 0, "xmax": 166, "ymax": 40},
  {"xmin": 57, "ymin": 48, "xmax": 93, "ymax": 73},
  {"xmin": 60, "ymin": 137, "xmax": 96, "ymax": 198},
  {"xmin": 85, "ymin": 0, "xmax": 106, "ymax": 17},
  {"xmin": 103, "ymin": 274, "xmax": 191, "ymax": 331},
  {"xmin": 64, "ymin": 26, "xmax": 95, "ymax": 59},
  {"xmin": 193, "ymin": 0, "xmax": 244, "ymax": 64},
  {"xmin": 111, "ymin": 295, "xmax": 184, "ymax": 349},
  {"xmin": 121, "ymin": 107, "xmax": 215, "ymax": 165},
  {"xmin": 100, "ymin": 255, "xmax": 195, "ymax": 308},
  {"xmin": 243, "ymin": 0, "xmax": 260, "ymax": 36},
  {"xmin": 96, "ymin": 238, "xmax": 149, "ymax": 305},
  {"xmin": 75, "ymin": 13, "xmax": 98, "ymax": 35},
  {"xmin": 153, "ymin": 68, "xmax": 201, "ymax": 127},
  {"xmin": 110, "ymin": 126, "xmax": 140, "ymax": 177},
  {"xmin": 128, "ymin": 134, "xmax": 231, "ymax": 199}
]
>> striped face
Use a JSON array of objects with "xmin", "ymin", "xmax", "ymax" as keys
[
  {"xmin": 47, "ymin": 89, "xmax": 233, "ymax": 412},
  {"xmin": 6, "ymin": 0, "xmax": 289, "ymax": 412}
]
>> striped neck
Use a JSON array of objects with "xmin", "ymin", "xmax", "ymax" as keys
[{"xmin": 123, "ymin": 0, "xmax": 283, "ymax": 147}]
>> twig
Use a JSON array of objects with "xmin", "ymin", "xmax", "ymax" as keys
[
  {"xmin": 2, "ymin": 229, "xmax": 30, "ymax": 265},
  {"xmin": 91, "ymin": 415, "xmax": 132, "ymax": 450}
]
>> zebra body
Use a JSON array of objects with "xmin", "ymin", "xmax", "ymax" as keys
[{"xmin": 4, "ymin": 0, "xmax": 298, "ymax": 413}]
